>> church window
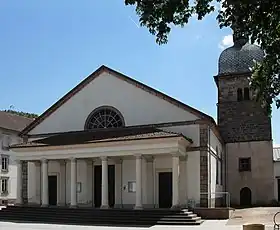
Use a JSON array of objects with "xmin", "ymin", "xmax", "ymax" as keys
[
  {"xmin": 244, "ymin": 87, "xmax": 250, "ymax": 100},
  {"xmin": 85, "ymin": 106, "xmax": 125, "ymax": 129},
  {"xmin": 237, "ymin": 88, "xmax": 243, "ymax": 101},
  {"xmin": 0, "ymin": 177, "xmax": 8, "ymax": 194},
  {"xmin": 1, "ymin": 155, "xmax": 9, "ymax": 172},
  {"xmin": 239, "ymin": 157, "xmax": 251, "ymax": 172}
]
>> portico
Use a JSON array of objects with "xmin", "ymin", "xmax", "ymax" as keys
[{"xmin": 12, "ymin": 127, "xmax": 191, "ymax": 209}]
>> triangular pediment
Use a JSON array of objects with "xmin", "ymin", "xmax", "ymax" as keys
[{"xmin": 21, "ymin": 65, "xmax": 214, "ymax": 136}]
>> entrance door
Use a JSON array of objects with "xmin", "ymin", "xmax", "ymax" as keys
[
  {"xmin": 94, "ymin": 165, "xmax": 115, "ymax": 208},
  {"xmin": 158, "ymin": 172, "xmax": 172, "ymax": 208},
  {"xmin": 240, "ymin": 187, "xmax": 252, "ymax": 207},
  {"xmin": 48, "ymin": 175, "xmax": 57, "ymax": 206},
  {"xmin": 278, "ymin": 179, "xmax": 280, "ymax": 202}
]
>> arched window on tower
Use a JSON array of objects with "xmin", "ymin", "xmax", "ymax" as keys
[
  {"xmin": 84, "ymin": 106, "xmax": 125, "ymax": 130},
  {"xmin": 237, "ymin": 88, "xmax": 243, "ymax": 101},
  {"xmin": 244, "ymin": 87, "xmax": 250, "ymax": 100}
]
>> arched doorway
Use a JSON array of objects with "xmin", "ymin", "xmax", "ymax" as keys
[{"xmin": 240, "ymin": 187, "xmax": 252, "ymax": 207}]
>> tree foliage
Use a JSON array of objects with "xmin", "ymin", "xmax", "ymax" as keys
[
  {"xmin": 3, "ymin": 109, "xmax": 38, "ymax": 119},
  {"xmin": 125, "ymin": 0, "xmax": 280, "ymax": 115}
]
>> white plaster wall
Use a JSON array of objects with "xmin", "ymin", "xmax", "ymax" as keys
[
  {"xmin": 163, "ymin": 125, "xmax": 200, "ymax": 146},
  {"xmin": 186, "ymin": 151, "xmax": 200, "ymax": 205},
  {"xmin": 29, "ymin": 72, "xmax": 199, "ymax": 135},
  {"xmin": 226, "ymin": 141, "xmax": 274, "ymax": 205},
  {"xmin": 209, "ymin": 129, "xmax": 224, "ymax": 200},
  {"xmin": 122, "ymin": 159, "xmax": 136, "ymax": 205},
  {"xmin": 0, "ymin": 129, "xmax": 23, "ymax": 202},
  {"xmin": 210, "ymin": 129, "xmax": 223, "ymax": 155}
]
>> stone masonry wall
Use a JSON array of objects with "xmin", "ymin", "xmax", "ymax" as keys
[
  {"xmin": 22, "ymin": 161, "xmax": 28, "ymax": 204},
  {"xmin": 200, "ymin": 124, "xmax": 209, "ymax": 207},
  {"xmin": 217, "ymin": 74, "xmax": 272, "ymax": 143}
]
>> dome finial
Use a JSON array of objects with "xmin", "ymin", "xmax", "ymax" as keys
[{"xmin": 232, "ymin": 24, "xmax": 248, "ymax": 48}]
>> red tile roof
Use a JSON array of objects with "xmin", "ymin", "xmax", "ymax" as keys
[
  {"xmin": 11, "ymin": 126, "xmax": 189, "ymax": 148},
  {"xmin": 0, "ymin": 111, "xmax": 34, "ymax": 132}
]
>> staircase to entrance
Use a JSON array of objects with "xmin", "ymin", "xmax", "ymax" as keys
[{"xmin": 0, "ymin": 206, "xmax": 203, "ymax": 226}]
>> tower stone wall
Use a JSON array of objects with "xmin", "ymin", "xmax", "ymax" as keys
[
  {"xmin": 216, "ymin": 72, "xmax": 274, "ymax": 206},
  {"xmin": 217, "ymin": 74, "xmax": 272, "ymax": 143}
]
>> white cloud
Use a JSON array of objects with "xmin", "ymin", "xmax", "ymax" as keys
[{"xmin": 219, "ymin": 34, "xmax": 233, "ymax": 49}]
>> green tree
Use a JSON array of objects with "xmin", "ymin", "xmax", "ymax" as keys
[{"xmin": 125, "ymin": 0, "xmax": 280, "ymax": 115}]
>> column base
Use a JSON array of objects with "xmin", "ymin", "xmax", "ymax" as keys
[
  {"xmin": 114, "ymin": 204, "xmax": 123, "ymax": 208},
  {"xmin": 15, "ymin": 203, "xmax": 23, "ymax": 207},
  {"xmin": 171, "ymin": 204, "xmax": 181, "ymax": 210},
  {"xmin": 57, "ymin": 203, "xmax": 66, "ymax": 207},
  {"xmin": 134, "ymin": 205, "xmax": 143, "ymax": 210},
  {"xmin": 41, "ymin": 204, "xmax": 49, "ymax": 207},
  {"xmin": 100, "ymin": 204, "xmax": 109, "ymax": 209},
  {"xmin": 70, "ymin": 205, "xmax": 77, "ymax": 208}
]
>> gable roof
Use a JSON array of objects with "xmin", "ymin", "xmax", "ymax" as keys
[
  {"xmin": 0, "ymin": 111, "xmax": 34, "ymax": 132},
  {"xmin": 20, "ymin": 65, "xmax": 216, "ymax": 136}
]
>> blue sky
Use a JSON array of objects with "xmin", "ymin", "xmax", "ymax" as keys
[{"xmin": 1, "ymin": 1, "xmax": 280, "ymax": 144}]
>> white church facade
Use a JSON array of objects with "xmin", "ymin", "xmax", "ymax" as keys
[
  {"xmin": 11, "ymin": 66, "xmax": 224, "ymax": 209},
  {"xmin": 9, "ymin": 34, "xmax": 275, "ymax": 209}
]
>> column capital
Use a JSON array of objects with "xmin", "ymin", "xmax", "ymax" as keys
[
  {"xmin": 69, "ymin": 157, "xmax": 76, "ymax": 163},
  {"xmin": 171, "ymin": 153, "xmax": 180, "ymax": 158},
  {"xmin": 86, "ymin": 158, "xmax": 95, "ymax": 165},
  {"xmin": 41, "ymin": 158, "xmax": 48, "ymax": 164},
  {"xmin": 114, "ymin": 157, "xmax": 123, "ymax": 164},
  {"xmin": 59, "ymin": 159, "xmax": 66, "ymax": 165},
  {"xmin": 15, "ymin": 159, "xmax": 22, "ymax": 164},
  {"xmin": 100, "ymin": 156, "xmax": 108, "ymax": 161},
  {"xmin": 135, "ymin": 154, "xmax": 142, "ymax": 159},
  {"xmin": 179, "ymin": 155, "xmax": 188, "ymax": 161},
  {"xmin": 34, "ymin": 160, "xmax": 41, "ymax": 167},
  {"xmin": 145, "ymin": 156, "xmax": 154, "ymax": 163}
]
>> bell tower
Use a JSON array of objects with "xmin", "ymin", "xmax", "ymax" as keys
[{"xmin": 215, "ymin": 32, "xmax": 274, "ymax": 206}]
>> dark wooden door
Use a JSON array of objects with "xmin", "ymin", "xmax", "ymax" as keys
[
  {"xmin": 158, "ymin": 172, "xmax": 172, "ymax": 208},
  {"xmin": 94, "ymin": 166, "xmax": 102, "ymax": 207},
  {"xmin": 48, "ymin": 175, "xmax": 57, "ymax": 206},
  {"xmin": 278, "ymin": 179, "xmax": 280, "ymax": 202},
  {"xmin": 94, "ymin": 165, "xmax": 115, "ymax": 208},
  {"xmin": 240, "ymin": 187, "xmax": 252, "ymax": 207}
]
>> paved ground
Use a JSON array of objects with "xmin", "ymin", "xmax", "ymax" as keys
[
  {"xmin": 1, "ymin": 207, "xmax": 279, "ymax": 230},
  {"xmin": 0, "ymin": 221, "xmax": 275, "ymax": 230},
  {"xmin": 227, "ymin": 207, "xmax": 280, "ymax": 226}
]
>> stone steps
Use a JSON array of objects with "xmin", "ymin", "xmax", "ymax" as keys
[{"xmin": 0, "ymin": 206, "xmax": 203, "ymax": 226}]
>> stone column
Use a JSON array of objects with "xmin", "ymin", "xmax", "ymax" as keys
[
  {"xmin": 114, "ymin": 158, "xmax": 122, "ymax": 208},
  {"xmin": 16, "ymin": 160, "xmax": 23, "ymax": 206},
  {"xmin": 101, "ymin": 156, "xmax": 109, "ymax": 209},
  {"xmin": 86, "ymin": 159, "xmax": 93, "ymax": 206},
  {"xmin": 146, "ymin": 157, "xmax": 154, "ymax": 208},
  {"xmin": 41, "ymin": 158, "xmax": 49, "ymax": 207},
  {"xmin": 172, "ymin": 154, "xmax": 180, "ymax": 209},
  {"xmin": 135, "ymin": 154, "xmax": 142, "ymax": 209},
  {"xmin": 142, "ymin": 157, "xmax": 147, "ymax": 207},
  {"xmin": 59, "ymin": 160, "xmax": 66, "ymax": 206},
  {"xmin": 28, "ymin": 162, "xmax": 37, "ymax": 204},
  {"xmin": 70, "ymin": 158, "xmax": 77, "ymax": 207},
  {"xmin": 34, "ymin": 161, "xmax": 41, "ymax": 204}
]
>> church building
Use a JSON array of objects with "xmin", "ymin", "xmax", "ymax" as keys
[{"xmin": 10, "ymin": 33, "xmax": 274, "ymax": 209}]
